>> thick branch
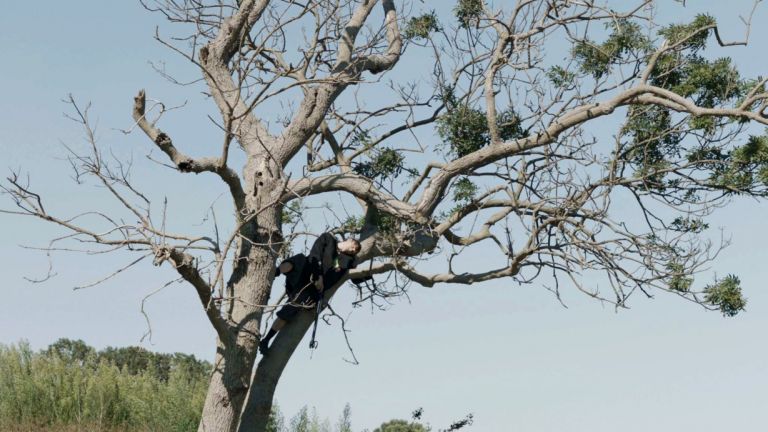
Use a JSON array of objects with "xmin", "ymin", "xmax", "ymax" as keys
[
  {"xmin": 284, "ymin": 173, "xmax": 428, "ymax": 224},
  {"xmin": 198, "ymin": 1, "xmax": 275, "ymax": 154},
  {"xmin": 278, "ymin": 0, "xmax": 402, "ymax": 166},
  {"xmin": 132, "ymin": 90, "xmax": 247, "ymax": 211},
  {"xmin": 415, "ymin": 85, "xmax": 768, "ymax": 216},
  {"xmin": 158, "ymin": 246, "xmax": 232, "ymax": 342}
]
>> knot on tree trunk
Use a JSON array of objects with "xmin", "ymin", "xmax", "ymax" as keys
[
  {"xmin": 154, "ymin": 132, "xmax": 172, "ymax": 147},
  {"xmin": 152, "ymin": 245, "xmax": 173, "ymax": 266},
  {"xmin": 177, "ymin": 159, "xmax": 194, "ymax": 172}
]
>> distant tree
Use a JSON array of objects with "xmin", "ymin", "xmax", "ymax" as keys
[
  {"xmin": 336, "ymin": 403, "xmax": 353, "ymax": 432},
  {"xmin": 45, "ymin": 338, "xmax": 95, "ymax": 365},
  {"xmin": 372, "ymin": 409, "xmax": 473, "ymax": 432},
  {"xmin": 373, "ymin": 419, "xmax": 428, "ymax": 432},
  {"xmin": 266, "ymin": 403, "xmax": 286, "ymax": 432},
  {"xmin": 172, "ymin": 352, "xmax": 213, "ymax": 382},
  {"xmin": 43, "ymin": 338, "xmax": 211, "ymax": 384},
  {"xmin": 289, "ymin": 406, "xmax": 312, "ymax": 432},
  {"xmin": 2, "ymin": 340, "xmax": 210, "ymax": 431},
  {"xmin": 98, "ymin": 345, "xmax": 172, "ymax": 381}
]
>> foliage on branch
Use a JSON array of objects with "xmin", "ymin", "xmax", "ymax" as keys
[
  {"xmin": 670, "ymin": 217, "xmax": 709, "ymax": 233},
  {"xmin": 353, "ymin": 148, "xmax": 408, "ymax": 182},
  {"xmin": 652, "ymin": 16, "xmax": 745, "ymax": 116},
  {"xmin": 454, "ymin": 0, "xmax": 483, "ymax": 28},
  {"xmin": 496, "ymin": 108, "xmax": 525, "ymax": 141},
  {"xmin": 547, "ymin": 66, "xmax": 576, "ymax": 89},
  {"xmin": 404, "ymin": 12, "xmax": 441, "ymax": 40},
  {"xmin": 666, "ymin": 262, "xmax": 693, "ymax": 293},
  {"xmin": 573, "ymin": 19, "xmax": 651, "ymax": 78},
  {"xmin": 621, "ymin": 105, "xmax": 680, "ymax": 188},
  {"xmin": 437, "ymin": 87, "xmax": 524, "ymax": 158},
  {"xmin": 720, "ymin": 135, "xmax": 768, "ymax": 189},
  {"xmin": 704, "ymin": 275, "xmax": 746, "ymax": 317},
  {"xmin": 658, "ymin": 14, "xmax": 716, "ymax": 50},
  {"xmin": 437, "ymin": 103, "xmax": 489, "ymax": 157},
  {"xmin": 452, "ymin": 177, "xmax": 478, "ymax": 204}
]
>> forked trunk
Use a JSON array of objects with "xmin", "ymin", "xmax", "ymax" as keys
[
  {"xmin": 236, "ymin": 310, "xmax": 318, "ymax": 432},
  {"xmin": 199, "ymin": 156, "xmax": 285, "ymax": 432}
]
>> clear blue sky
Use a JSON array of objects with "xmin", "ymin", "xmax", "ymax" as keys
[{"xmin": 1, "ymin": 1, "xmax": 767, "ymax": 431}]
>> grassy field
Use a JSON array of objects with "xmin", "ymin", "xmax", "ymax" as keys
[{"xmin": 0, "ymin": 341, "xmax": 208, "ymax": 432}]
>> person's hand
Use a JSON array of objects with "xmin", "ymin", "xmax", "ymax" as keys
[
  {"xmin": 314, "ymin": 276, "xmax": 324, "ymax": 292},
  {"xmin": 278, "ymin": 261, "xmax": 293, "ymax": 274}
]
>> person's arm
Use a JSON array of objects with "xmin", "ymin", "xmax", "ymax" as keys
[
  {"xmin": 308, "ymin": 233, "xmax": 334, "ymax": 279},
  {"xmin": 278, "ymin": 260, "xmax": 293, "ymax": 274},
  {"xmin": 348, "ymin": 258, "xmax": 372, "ymax": 285}
]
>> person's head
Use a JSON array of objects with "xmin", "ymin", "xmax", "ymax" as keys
[{"xmin": 337, "ymin": 238, "xmax": 361, "ymax": 256}]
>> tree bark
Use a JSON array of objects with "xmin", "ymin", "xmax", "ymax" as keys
[
  {"xmin": 199, "ymin": 154, "xmax": 284, "ymax": 432},
  {"xmin": 236, "ymin": 307, "xmax": 317, "ymax": 432},
  {"xmin": 198, "ymin": 340, "xmax": 251, "ymax": 432}
]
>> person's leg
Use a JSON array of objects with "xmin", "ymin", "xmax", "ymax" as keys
[
  {"xmin": 262, "ymin": 262, "xmax": 297, "ymax": 355},
  {"xmin": 263, "ymin": 318, "xmax": 286, "ymax": 342},
  {"xmin": 258, "ymin": 318, "xmax": 286, "ymax": 354},
  {"xmin": 260, "ymin": 304, "xmax": 299, "ymax": 355}
]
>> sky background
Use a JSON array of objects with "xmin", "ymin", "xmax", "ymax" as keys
[{"xmin": 1, "ymin": 1, "xmax": 767, "ymax": 431}]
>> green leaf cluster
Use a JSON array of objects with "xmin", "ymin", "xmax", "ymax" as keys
[
  {"xmin": 353, "ymin": 148, "xmax": 406, "ymax": 182},
  {"xmin": 282, "ymin": 200, "xmax": 303, "ymax": 225},
  {"xmin": 573, "ymin": 19, "xmax": 651, "ymax": 78},
  {"xmin": 341, "ymin": 215, "xmax": 365, "ymax": 233},
  {"xmin": 622, "ymin": 105, "xmax": 680, "ymax": 187},
  {"xmin": 666, "ymin": 262, "xmax": 693, "ymax": 293},
  {"xmin": 437, "ymin": 104, "xmax": 489, "ymax": 157},
  {"xmin": 652, "ymin": 16, "xmax": 745, "ymax": 118},
  {"xmin": 452, "ymin": 177, "xmax": 478, "ymax": 204},
  {"xmin": 658, "ymin": 14, "xmax": 715, "ymax": 51},
  {"xmin": 373, "ymin": 419, "xmax": 429, "ymax": 432},
  {"xmin": 546, "ymin": 65, "xmax": 576, "ymax": 88},
  {"xmin": 404, "ymin": 12, "xmax": 441, "ymax": 40},
  {"xmin": 436, "ymin": 88, "xmax": 525, "ymax": 158},
  {"xmin": 697, "ymin": 135, "xmax": 768, "ymax": 193},
  {"xmin": 349, "ymin": 129, "xmax": 373, "ymax": 152},
  {"xmin": 669, "ymin": 216, "xmax": 708, "ymax": 233},
  {"xmin": 497, "ymin": 108, "xmax": 525, "ymax": 141},
  {"xmin": 454, "ymin": 0, "xmax": 483, "ymax": 28},
  {"xmin": 372, "ymin": 211, "xmax": 400, "ymax": 235},
  {"xmin": 704, "ymin": 275, "xmax": 746, "ymax": 317}
]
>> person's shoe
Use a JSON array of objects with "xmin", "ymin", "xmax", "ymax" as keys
[{"xmin": 259, "ymin": 339, "xmax": 270, "ymax": 356}]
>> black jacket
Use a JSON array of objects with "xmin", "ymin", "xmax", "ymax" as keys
[
  {"xmin": 307, "ymin": 233, "xmax": 357, "ymax": 290},
  {"xmin": 282, "ymin": 254, "xmax": 311, "ymax": 296}
]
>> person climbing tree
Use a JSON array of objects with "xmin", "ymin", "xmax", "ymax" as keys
[{"xmin": 259, "ymin": 234, "xmax": 362, "ymax": 355}]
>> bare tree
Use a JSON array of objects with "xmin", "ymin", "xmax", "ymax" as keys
[{"xmin": 3, "ymin": 1, "xmax": 768, "ymax": 431}]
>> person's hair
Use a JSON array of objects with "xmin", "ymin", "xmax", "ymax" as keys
[{"xmin": 344, "ymin": 238, "xmax": 361, "ymax": 254}]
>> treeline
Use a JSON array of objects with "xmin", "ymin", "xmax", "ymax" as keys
[
  {"xmin": 0, "ymin": 340, "xmax": 468, "ymax": 432},
  {"xmin": 0, "ymin": 339, "xmax": 209, "ymax": 431}
]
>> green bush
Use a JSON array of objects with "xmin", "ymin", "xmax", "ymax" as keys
[{"xmin": 0, "ymin": 340, "xmax": 209, "ymax": 432}]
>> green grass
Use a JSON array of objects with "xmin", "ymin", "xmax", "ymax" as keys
[{"xmin": 0, "ymin": 341, "xmax": 208, "ymax": 432}]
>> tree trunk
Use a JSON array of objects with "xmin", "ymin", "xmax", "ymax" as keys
[
  {"xmin": 199, "ymin": 154, "xmax": 285, "ymax": 432},
  {"xmin": 236, "ymin": 285, "xmax": 344, "ymax": 432},
  {"xmin": 235, "ymin": 317, "xmax": 313, "ymax": 431},
  {"xmin": 198, "ymin": 340, "xmax": 252, "ymax": 432}
]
